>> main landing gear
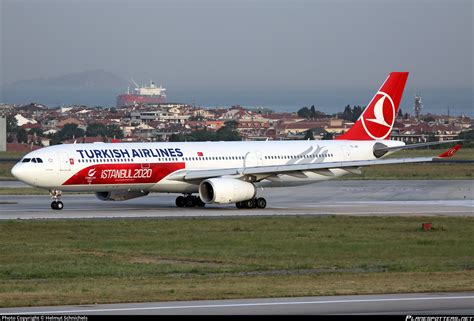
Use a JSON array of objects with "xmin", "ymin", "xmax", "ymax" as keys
[
  {"xmin": 50, "ymin": 189, "xmax": 64, "ymax": 210},
  {"xmin": 175, "ymin": 194, "xmax": 206, "ymax": 208},
  {"xmin": 236, "ymin": 197, "xmax": 267, "ymax": 209}
]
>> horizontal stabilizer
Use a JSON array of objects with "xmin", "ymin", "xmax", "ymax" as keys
[
  {"xmin": 437, "ymin": 144, "xmax": 462, "ymax": 158},
  {"xmin": 373, "ymin": 140, "xmax": 463, "ymax": 153}
]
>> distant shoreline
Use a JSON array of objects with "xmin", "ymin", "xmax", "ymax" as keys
[{"xmin": 2, "ymin": 87, "xmax": 472, "ymax": 117}]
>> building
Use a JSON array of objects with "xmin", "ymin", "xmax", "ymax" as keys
[{"xmin": 0, "ymin": 116, "xmax": 6, "ymax": 151}]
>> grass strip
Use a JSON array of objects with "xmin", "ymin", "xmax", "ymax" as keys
[{"xmin": 0, "ymin": 216, "xmax": 472, "ymax": 307}]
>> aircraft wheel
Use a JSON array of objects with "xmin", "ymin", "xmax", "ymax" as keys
[
  {"xmin": 256, "ymin": 197, "xmax": 267, "ymax": 209},
  {"xmin": 175, "ymin": 196, "xmax": 185, "ymax": 208},
  {"xmin": 184, "ymin": 196, "xmax": 195, "ymax": 207},
  {"xmin": 244, "ymin": 199, "xmax": 256, "ymax": 209},
  {"xmin": 196, "ymin": 197, "xmax": 206, "ymax": 207},
  {"xmin": 236, "ymin": 201, "xmax": 244, "ymax": 209},
  {"xmin": 51, "ymin": 201, "xmax": 63, "ymax": 210}
]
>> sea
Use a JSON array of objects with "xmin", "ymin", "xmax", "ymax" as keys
[{"xmin": 1, "ymin": 87, "xmax": 472, "ymax": 117}]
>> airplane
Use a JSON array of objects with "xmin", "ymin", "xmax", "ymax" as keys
[{"xmin": 11, "ymin": 72, "xmax": 462, "ymax": 210}]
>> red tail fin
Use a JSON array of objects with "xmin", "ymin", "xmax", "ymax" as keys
[{"xmin": 337, "ymin": 72, "xmax": 409, "ymax": 140}]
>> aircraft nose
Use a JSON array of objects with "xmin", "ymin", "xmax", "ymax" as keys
[
  {"xmin": 11, "ymin": 163, "xmax": 19, "ymax": 179},
  {"xmin": 11, "ymin": 163, "xmax": 26, "ymax": 182}
]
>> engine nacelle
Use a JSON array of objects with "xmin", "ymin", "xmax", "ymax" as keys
[
  {"xmin": 199, "ymin": 178, "xmax": 256, "ymax": 204},
  {"xmin": 95, "ymin": 190, "xmax": 149, "ymax": 201}
]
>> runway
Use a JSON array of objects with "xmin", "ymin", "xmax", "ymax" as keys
[
  {"xmin": 0, "ymin": 180, "xmax": 472, "ymax": 219},
  {"xmin": 1, "ymin": 292, "xmax": 473, "ymax": 315}
]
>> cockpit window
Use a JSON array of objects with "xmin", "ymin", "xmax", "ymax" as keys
[{"xmin": 21, "ymin": 157, "xmax": 43, "ymax": 163}]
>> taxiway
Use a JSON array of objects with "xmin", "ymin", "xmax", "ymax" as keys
[
  {"xmin": 1, "ymin": 292, "xmax": 473, "ymax": 315},
  {"xmin": 0, "ymin": 180, "xmax": 472, "ymax": 219}
]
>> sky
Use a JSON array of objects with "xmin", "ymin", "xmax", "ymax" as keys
[{"xmin": 0, "ymin": 0, "xmax": 472, "ymax": 113}]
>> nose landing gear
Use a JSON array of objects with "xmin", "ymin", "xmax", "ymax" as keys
[{"xmin": 50, "ymin": 189, "xmax": 64, "ymax": 210}]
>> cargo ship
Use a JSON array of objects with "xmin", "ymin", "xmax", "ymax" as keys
[{"xmin": 116, "ymin": 79, "xmax": 166, "ymax": 107}]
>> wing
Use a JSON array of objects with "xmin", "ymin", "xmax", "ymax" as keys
[{"xmin": 167, "ymin": 144, "xmax": 462, "ymax": 182}]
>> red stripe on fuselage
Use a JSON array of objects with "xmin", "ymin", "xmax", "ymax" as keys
[{"xmin": 62, "ymin": 162, "xmax": 185, "ymax": 185}]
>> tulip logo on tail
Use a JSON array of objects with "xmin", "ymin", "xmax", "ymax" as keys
[{"xmin": 360, "ymin": 91, "xmax": 395, "ymax": 140}]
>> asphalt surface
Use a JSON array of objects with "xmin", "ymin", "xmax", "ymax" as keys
[
  {"xmin": 1, "ymin": 292, "xmax": 473, "ymax": 315},
  {"xmin": 0, "ymin": 180, "xmax": 472, "ymax": 219}
]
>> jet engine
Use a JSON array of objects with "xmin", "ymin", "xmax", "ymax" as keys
[
  {"xmin": 199, "ymin": 178, "xmax": 256, "ymax": 204},
  {"xmin": 95, "ymin": 190, "xmax": 149, "ymax": 201}
]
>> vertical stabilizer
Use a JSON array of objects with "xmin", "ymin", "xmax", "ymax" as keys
[{"xmin": 337, "ymin": 72, "xmax": 409, "ymax": 140}]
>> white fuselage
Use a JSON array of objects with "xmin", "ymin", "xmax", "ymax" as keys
[{"xmin": 11, "ymin": 139, "xmax": 404, "ymax": 193}]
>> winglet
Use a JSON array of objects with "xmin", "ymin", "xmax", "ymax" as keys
[{"xmin": 437, "ymin": 144, "xmax": 462, "ymax": 158}]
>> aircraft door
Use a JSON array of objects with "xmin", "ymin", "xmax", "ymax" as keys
[
  {"xmin": 341, "ymin": 146, "xmax": 351, "ymax": 161},
  {"xmin": 58, "ymin": 152, "xmax": 71, "ymax": 171},
  {"xmin": 244, "ymin": 151, "xmax": 263, "ymax": 168},
  {"xmin": 140, "ymin": 158, "xmax": 150, "ymax": 168},
  {"xmin": 141, "ymin": 157, "xmax": 150, "ymax": 169}
]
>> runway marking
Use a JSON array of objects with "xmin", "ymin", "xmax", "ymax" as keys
[{"xmin": 4, "ymin": 295, "xmax": 474, "ymax": 315}]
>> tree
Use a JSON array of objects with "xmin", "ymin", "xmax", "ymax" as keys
[
  {"xmin": 297, "ymin": 107, "xmax": 311, "ymax": 119},
  {"xmin": 6, "ymin": 115, "xmax": 18, "ymax": 143},
  {"xmin": 336, "ymin": 105, "xmax": 364, "ymax": 122},
  {"xmin": 169, "ymin": 133, "xmax": 187, "ymax": 142},
  {"xmin": 298, "ymin": 106, "xmax": 326, "ymax": 120},
  {"xmin": 339, "ymin": 105, "xmax": 353, "ymax": 121},
  {"xmin": 86, "ymin": 123, "xmax": 107, "ymax": 137},
  {"xmin": 191, "ymin": 129, "xmax": 218, "ymax": 141},
  {"xmin": 29, "ymin": 127, "xmax": 44, "ymax": 137},
  {"xmin": 398, "ymin": 108, "xmax": 403, "ymax": 118},
  {"xmin": 106, "ymin": 124, "xmax": 124, "ymax": 139},
  {"xmin": 216, "ymin": 120, "xmax": 241, "ymax": 141},
  {"xmin": 6, "ymin": 115, "xmax": 18, "ymax": 133},
  {"xmin": 322, "ymin": 131, "xmax": 334, "ymax": 140},
  {"xmin": 51, "ymin": 124, "xmax": 85, "ymax": 145},
  {"xmin": 423, "ymin": 116, "xmax": 435, "ymax": 123},
  {"xmin": 169, "ymin": 121, "xmax": 241, "ymax": 142},
  {"xmin": 352, "ymin": 106, "xmax": 363, "ymax": 121},
  {"xmin": 457, "ymin": 129, "xmax": 474, "ymax": 148},
  {"xmin": 303, "ymin": 129, "xmax": 314, "ymax": 140},
  {"xmin": 310, "ymin": 105, "xmax": 316, "ymax": 119},
  {"xmin": 16, "ymin": 128, "xmax": 28, "ymax": 144},
  {"xmin": 86, "ymin": 123, "xmax": 124, "ymax": 139}
]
